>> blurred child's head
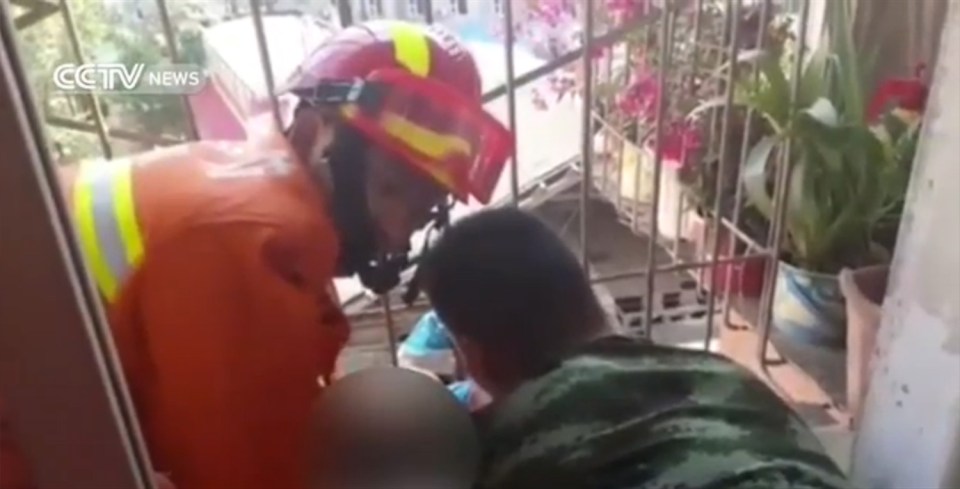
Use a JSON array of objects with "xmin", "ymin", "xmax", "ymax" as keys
[
  {"xmin": 310, "ymin": 367, "xmax": 479, "ymax": 489},
  {"xmin": 420, "ymin": 208, "xmax": 612, "ymax": 399}
]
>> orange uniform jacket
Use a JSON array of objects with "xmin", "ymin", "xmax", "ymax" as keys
[{"xmin": 1, "ymin": 132, "xmax": 350, "ymax": 489}]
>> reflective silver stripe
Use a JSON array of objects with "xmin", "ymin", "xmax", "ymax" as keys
[{"xmin": 76, "ymin": 160, "xmax": 137, "ymax": 295}]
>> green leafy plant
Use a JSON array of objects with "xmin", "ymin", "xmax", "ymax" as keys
[
  {"xmin": 868, "ymin": 109, "xmax": 922, "ymax": 251},
  {"xmin": 718, "ymin": 0, "xmax": 915, "ymax": 273}
]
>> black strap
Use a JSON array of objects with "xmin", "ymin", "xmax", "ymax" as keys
[
  {"xmin": 401, "ymin": 201, "xmax": 451, "ymax": 306},
  {"xmin": 290, "ymin": 80, "xmax": 387, "ymax": 115}
]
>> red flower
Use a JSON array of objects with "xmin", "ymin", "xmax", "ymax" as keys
[
  {"xmin": 590, "ymin": 45, "xmax": 609, "ymax": 60},
  {"xmin": 606, "ymin": 0, "xmax": 652, "ymax": 22},
  {"xmin": 531, "ymin": 0, "xmax": 572, "ymax": 29},
  {"xmin": 617, "ymin": 66, "xmax": 661, "ymax": 120},
  {"xmin": 650, "ymin": 121, "xmax": 703, "ymax": 170},
  {"xmin": 867, "ymin": 63, "xmax": 929, "ymax": 122}
]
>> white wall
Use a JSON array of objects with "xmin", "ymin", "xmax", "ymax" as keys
[{"xmin": 851, "ymin": 1, "xmax": 960, "ymax": 487}]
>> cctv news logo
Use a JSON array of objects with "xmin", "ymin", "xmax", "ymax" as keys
[{"xmin": 52, "ymin": 63, "xmax": 207, "ymax": 94}]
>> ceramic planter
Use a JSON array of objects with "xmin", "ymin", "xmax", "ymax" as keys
[
  {"xmin": 772, "ymin": 261, "xmax": 847, "ymax": 348},
  {"xmin": 839, "ymin": 264, "xmax": 889, "ymax": 427}
]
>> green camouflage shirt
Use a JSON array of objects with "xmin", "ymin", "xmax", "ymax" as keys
[{"xmin": 473, "ymin": 336, "xmax": 851, "ymax": 489}]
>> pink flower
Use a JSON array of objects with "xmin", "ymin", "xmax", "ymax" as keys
[
  {"xmin": 529, "ymin": 0, "xmax": 574, "ymax": 30},
  {"xmin": 650, "ymin": 121, "xmax": 703, "ymax": 170},
  {"xmin": 590, "ymin": 45, "xmax": 609, "ymax": 60},
  {"xmin": 617, "ymin": 65, "xmax": 661, "ymax": 120},
  {"xmin": 606, "ymin": 0, "xmax": 652, "ymax": 23}
]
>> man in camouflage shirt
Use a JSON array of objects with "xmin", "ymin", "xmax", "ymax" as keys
[{"xmin": 420, "ymin": 208, "xmax": 851, "ymax": 489}]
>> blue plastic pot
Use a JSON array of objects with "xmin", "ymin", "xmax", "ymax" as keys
[{"xmin": 772, "ymin": 261, "xmax": 847, "ymax": 348}]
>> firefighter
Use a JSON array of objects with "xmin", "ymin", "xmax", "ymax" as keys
[{"xmin": 1, "ymin": 20, "xmax": 511, "ymax": 489}]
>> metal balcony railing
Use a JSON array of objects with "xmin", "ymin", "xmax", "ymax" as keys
[
  {"xmin": 11, "ymin": 0, "xmax": 816, "ymax": 373},
  {"xmin": 0, "ymin": 0, "xmax": 846, "ymax": 486}
]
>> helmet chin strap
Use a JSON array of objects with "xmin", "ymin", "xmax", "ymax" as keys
[
  {"xmin": 401, "ymin": 202, "xmax": 449, "ymax": 306},
  {"xmin": 323, "ymin": 125, "xmax": 399, "ymax": 295}
]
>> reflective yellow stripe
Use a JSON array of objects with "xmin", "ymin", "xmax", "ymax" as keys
[
  {"xmin": 72, "ymin": 158, "xmax": 145, "ymax": 303},
  {"xmin": 74, "ymin": 161, "xmax": 119, "ymax": 301},
  {"xmin": 112, "ymin": 162, "xmax": 144, "ymax": 266},
  {"xmin": 381, "ymin": 112, "xmax": 472, "ymax": 159},
  {"xmin": 391, "ymin": 23, "xmax": 431, "ymax": 77}
]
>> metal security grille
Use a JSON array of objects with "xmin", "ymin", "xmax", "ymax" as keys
[
  {"xmin": 10, "ymin": 0, "xmax": 818, "ymax": 376},
  {"xmin": 7, "ymin": 0, "xmax": 810, "ymax": 366}
]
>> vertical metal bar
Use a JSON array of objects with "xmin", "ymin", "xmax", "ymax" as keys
[
  {"xmin": 580, "ymin": 0, "xmax": 595, "ymax": 273},
  {"xmin": 601, "ymin": 42, "xmax": 614, "ymax": 195},
  {"xmin": 155, "ymin": 0, "xmax": 200, "ymax": 140},
  {"xmin": 672, "ymin": 195, "xmax": 685, "ymax": 256},
  {"xmin": 689, "ymin": 0, "xmax": 706, "ymax": 92},
  {"xmin": 697, "ymin": 0, "xmax": 735, "ymax": 276},
  {"xmin": 59, "ymin": 0, "xmax": 111, "ymax": 159},
  {"xmin": 249, "ymin": 0, "xmax": 283, "ymax": 129},
  {"xmin": 722, "ymin": 0, "xmax": 771, "ymax": 326},
  {"xmin": 703, "ymin": 0, "xmax": 742, "ymax": 350},
  {"xmin": 615, "ymin": 38, "xmax": 628, "ymax": 212},
  {"xmin": 642, "ymin": 6, "xmax": 675, "ymax": 335},
  {"xmin": 630, "ymin": 32, "xmax": 647, "ymax": 232},
  {"xmin": 382, "ymin": 294, "xmax": 399, "ymax": 366},
  {"xmin": 666, "ymin": 5, "xmax": 683, "ymax": 258},
  {"xmin": 620, "ymin": 39, "xmax": 635, "ymax": 219},
  {"xmin": 337, "ymin": 0, "xmax": 354, "ymax": 27},
  {"xmin": 615, "ymin": 127, "xmax": 625, "ymax": 211},
  {"xmin": 423, "ymin": 0, "xmax": 434, "ymax": 23},
  {"xmin": 673, "ymin": 0, "xmax": 707, "ymax": 258},
  {"xmin": 504, "ymin": 0, "xmax": 520, "ymax": 205},
  {"xmin": 756, "ymin": 0, "xmax": 811, "ymax": 363}
]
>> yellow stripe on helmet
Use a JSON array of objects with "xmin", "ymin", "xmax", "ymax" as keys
[
  {"xmin": 380, "ymin": 112, "xmax": 472, "ymax": 160},
  {"xmin": 390, "ymin": 23, "xmax": 431, "ymax": 77}
]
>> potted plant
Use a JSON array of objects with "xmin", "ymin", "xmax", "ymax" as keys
[{"xmin": 733, "ymin": 0, "xmax": 917, "ymax": 350}]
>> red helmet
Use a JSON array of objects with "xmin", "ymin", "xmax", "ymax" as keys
[{"xmin": 280, "ymin": 20, "xmax": 513, "ymax": 204}]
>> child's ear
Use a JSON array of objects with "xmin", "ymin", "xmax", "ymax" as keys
[{"xmin": 455, "ymin": 337, "xmax": 493, "ymax": 392}]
